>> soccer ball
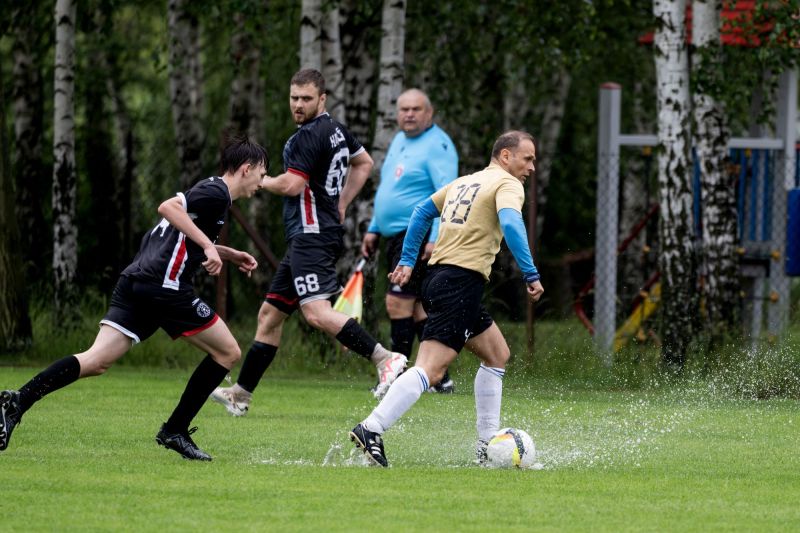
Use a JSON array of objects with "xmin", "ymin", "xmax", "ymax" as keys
[{"xmin": 486, "ymin": 428, "xmax": 535, "ymax": 468}]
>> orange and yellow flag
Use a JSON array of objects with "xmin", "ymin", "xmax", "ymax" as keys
[{"xmin": 333, "ymin": 258, "xmax": 366, "ymax": 323}]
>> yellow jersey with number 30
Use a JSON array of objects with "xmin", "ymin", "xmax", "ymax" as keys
[{"xmin": 428, "ymin": 163, "xmax": 525, "ymax": 281}]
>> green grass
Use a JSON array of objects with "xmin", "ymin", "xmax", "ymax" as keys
[{"xmin": 0, "ymin": 366, "xmax": 797, "ymax": 531}]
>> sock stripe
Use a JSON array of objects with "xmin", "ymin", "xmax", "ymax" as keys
[
  {"xmin": 414, "ymin": 368, "xmax": 429, "ymax": 391},
  {"xmin": 479, "ymin": 364, "xmax": 505, "ymax": 379}
]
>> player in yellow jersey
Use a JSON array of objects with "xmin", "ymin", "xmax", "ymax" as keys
[{"xmin": 349, "ymin": 130, "xmax": 544, "ymax": 467}]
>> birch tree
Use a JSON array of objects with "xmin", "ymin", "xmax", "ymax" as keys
[
  {"xmin": 693, "ymin": 0, "xmax": 736, "ymax": 346},
  {"xmin": 52, "ymin": 0, "xmax": 79, "ymax": 325},
  {"xmin": 654, "ymin": 0, "xmax": 697, "ymax": 369},
  {"xmin": 341, "ymin": 0, "xmax": 379, "ymax": 142},
  {"xmin": 300, "ymin": 0, "xmax": 322, "ymax": 70},
  {"xmin": 0, "ymin": 56, "xmax": 33, "ymax": 351},
  {"xmin": 370, "ymin": 0, "xmax": 406, "ymax": 171},
  {"xmin": 168, "ymin": 0, "xmax": 205, "ymax": 189},
  {"xmin": 322, "ymin": 2, "xmax": 346, "ymax": 123}
]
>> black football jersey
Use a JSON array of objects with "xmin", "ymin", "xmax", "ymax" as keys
[
  {"xmin": 281, "ymin": 112, "xmax": 364, "ymax": 239},
  {"xmin": 121, "ymin": 177, "xmax": 231, "ymax": 290}
]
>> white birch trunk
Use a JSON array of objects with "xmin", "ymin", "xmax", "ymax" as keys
[
  {"xmin": 370, "ymin": 0, "xmax": 406, "ymax": 172},
  {"xmin": 322, "ymin": 2, "xmax": 346, "ymax": 123},
  {"xmin": 693, "ymin": 0, "xmax": 737, "ymax": 342},
  {"xmin": 341, "ymin": 0, "xmax": 376, "ymax": 142},
  {"xmin": 300, "ymin": 0, "xmax": 322, "ymax": 71},
  {"xmin": 168, "ymin": 0, "xmax": 205, "ymax": 189},
  {"xmin": 52, "ymin": 0, "xmax": 79, "ymax": 322},
  {"xmin": 654, "ymin": 0, "xmax": 697, "ymax": 368}
]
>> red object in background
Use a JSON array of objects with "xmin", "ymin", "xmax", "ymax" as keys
[{"xmin": 638, "ymin": 1, "xmax": 780, "ymax": 48}]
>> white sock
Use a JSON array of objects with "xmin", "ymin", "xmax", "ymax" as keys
[
  {"xmin": 370, "ymin": 343, "xmax": 391, "ymax": 365},
  {"xmin": 475, "ymin": 364, "xmax": 505, "ymax": 442},
  {"xmin": 363, "ymin": 366, "xmax": 429, "ymax": 434}
]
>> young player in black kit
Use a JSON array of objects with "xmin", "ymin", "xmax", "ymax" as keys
[
  {"xmin": 210, "ymin": 69, "xmax": 407, "ymax": 416},
  {"xmin": 0, "ymin": 136, "xmax": 267, "ymax": 461}
]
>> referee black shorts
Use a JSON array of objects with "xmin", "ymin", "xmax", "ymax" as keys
[
  {"xmin": 385, "ymin": 229, "xmax": 430, "ymax": 299},
  {"xmin": 418, "ymin": 264, "xmax": 493, "ymax": 352}
]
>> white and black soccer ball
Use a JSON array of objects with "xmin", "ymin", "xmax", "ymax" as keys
[{"xmin": 486, "ymin": 428, "xmax": 535, "ymax": 469}]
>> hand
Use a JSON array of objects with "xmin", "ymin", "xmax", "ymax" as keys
[
  {"xmin": 420, "ymin": 242, "xmax": 435, "ymax": 262},
  {"xmin": 526, "ymin": 280, "xmax": 544, "ymax": 303},
  {"xmin": 235, "ymin": 251, "xmax": 258, "ymax": 278},
  {"xmin": 388, "ymin": 265, "xmax": 413, "ymax": 286},
  {"xmin": 202, "ymin": 245, "xmax": 223, "ymax": 276},
  {"xmin": 361, "ymin": 232, "xmax": 379, "ymax": 258}
]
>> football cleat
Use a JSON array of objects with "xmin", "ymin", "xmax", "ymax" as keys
[
  {"xmin": 155, "ymin": 424, "xmax": 212, "ymax": 461},
  {"xmin": 475, "ymin": 439, "xmax": 489, "ymax": 465},
  {"xmin": 429, "ymin": 372, "xmax": 455, "ymax": 394},
  {"xmin": 349, "ymin": 423, "xmax": 388, "ymax": 467},
  {"xmin": 372, "ymin": 352, "xmax": 407, "ymax": 400},
  {"xmin": 209, "ymin": 386, "xmax": 249, "ymax": 417},
  {"xmin": 0, "ymin": 390, "xmax": 23, "ymax": 452}
]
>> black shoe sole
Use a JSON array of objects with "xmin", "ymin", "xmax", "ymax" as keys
[{"xmin": 349, "ymin": 431, "xmax": 387, "ymax": 467}]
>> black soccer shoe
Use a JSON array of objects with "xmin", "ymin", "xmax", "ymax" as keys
[
  {"xmin": 349, "ymin": 423, "xmax": 388, "ymax": 467},
  {"xmin": 0, "ymin": 390, "xmax": 23, "ymax": 452},
  {"xmin": 430, "ymin": 375, "xmax": 455, "ymax": 394},
  {"xmin": 155, "ymin": 424, "xmax": 212, "ymax": 461}
]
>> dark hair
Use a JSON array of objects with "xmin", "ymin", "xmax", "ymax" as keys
[
  {"xmin": 290, "ymin": 68, "xmax": 326, "ymax": 94},
  {"xmin": 491, "ymin": 130, "xmax": 535, "ymax": 159},
  {"xmin": 220, "ymin": 132, "xmax": 269, "ymax": 175}
]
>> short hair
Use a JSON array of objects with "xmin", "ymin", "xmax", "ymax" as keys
[
  {"xmin": 220, "ymin": 132, "xmax": 269, "ymax": 175},
  {"xmin": 491, "ymin": 130, "xmax": 535, "ymax": 159},
  {"xmin": 397, "ymin": 88, "xmax": 432, "ymax": 110},
  {"xmin": 291, "ymin": 68, "xmax": 326, "ymax": 94}
]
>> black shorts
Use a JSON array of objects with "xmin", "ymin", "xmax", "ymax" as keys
[
  {"xmin": 419, "ymin": 264, "xmax": 493, "ymax": 352},
  {"xmin": 385, "ymin": 230, "xmax": 430, "ymax": 299},
  {"xmin": 266, "ymin": 231, "xmax": 343, "ymax": 314},
  {"xmin": 101, "ymin": 276, "xmax": 219, "ymax": 344}
]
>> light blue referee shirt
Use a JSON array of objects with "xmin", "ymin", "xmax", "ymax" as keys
[{"xmin": 367, "ymin": 124, "xmax": 458, "ymax": 240}]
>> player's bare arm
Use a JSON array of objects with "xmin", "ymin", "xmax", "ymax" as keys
[
  {"xmin": 259, "ymin": 171, "xmax": 307, "ymax": 196},
  {"xmin": 157, "ymin": 196, "xmax": 222, "ymax": 275},
  {"xmin": 338, "ymin": 151, "xmax": 374, "ymax": 222},
  {"xmin": 215, "ymin": 245, "xmax": 258, "ymax": 277}
]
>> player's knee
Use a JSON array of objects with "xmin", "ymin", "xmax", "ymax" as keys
[{"xmin": 212, "ymin": 342, "xmax": 241, "ymax": 367}]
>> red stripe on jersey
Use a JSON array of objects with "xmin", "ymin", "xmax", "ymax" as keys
[
  {"xmin": 303, "ymin": 186, "xmax": 316, "ymax": 226},
  {"xmin": 175, "ymin": 314, "xmax": 220, "ymax": 339},
  {"xmin": 287, "ymin": 168, "xmax": 310, "ymax": 180},
  {"xmin": 168, "ymin": 237, "xmax": 187, "ymax": 281},
  {"xmin": 266, "ymin": 292, "xmax": 299, "ymax": 306}
]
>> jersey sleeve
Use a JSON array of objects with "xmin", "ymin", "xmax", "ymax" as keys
[
  {"xmin": 185, "ymin": 183, "xmax": 228, "ymax": 219},
  {"xmin": 495, "ymin": 179, "xmax": 524, "ymax": 213},
  {"xmin": 426, "ymin": 133, "xmax": 458, "ymax": 242},
  {"xmin": 430, "ymin": 182, "xmax": 451, "ymax": 212},
  {"xmin": 284, "ymin": 128, "xmax": 318, "ymax": 179}
]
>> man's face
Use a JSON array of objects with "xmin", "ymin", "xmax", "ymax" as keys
[
  {"xmin": 504, "ymin": 139, "xmax": 536, "ymax": 182},
  {"xmin": 243, "ymin": 162, "xmax": 267, "ymax": 197},
  {"xmin": 289, "ymin": 83, "xmax": 325, "ymax": 125},
  {"xmin": 396, "ymin": 92, "xmax": 433, "ymax": 137}
]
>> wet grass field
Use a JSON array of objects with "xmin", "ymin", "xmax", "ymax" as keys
[{"xmin": 0, "ymin": 366, "xmax": 797, "ymax": 531}]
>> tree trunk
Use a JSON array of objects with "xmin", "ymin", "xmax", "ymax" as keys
[
  {"xmin": 52, "ymin": 0, "xmax": 79, "ymax": 326},
  {"xmin": 322, "ymin": 2, "xmax": 346, "ymax": 124},
  {"xmin": 11, "ymin": 4, "xmax": 49, "ymax": 284},
  {"xmin": 168, "ymin": 0, "xmax": 205, "ymax": 189},
  {"xmin": 300, "ymin": 0, "xmax": 322, "ymax": 70},
  {"xmin": 654, "ymin": 0, "xmax": 697, "ymax": 369},
  {"xmin": 0, "ymin": 53, "xmax": 33, "ymax": 351},
  {"xmin": 370, "ymin": 0, "xmax": 406, "ymax": 172},
  {"xmin": 341, "ymin": 0, "xmax": 378, "ymax": 142},
  {"xmin": 692, "ymin": 0, "xmax": 737, "ymax": 346}
]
